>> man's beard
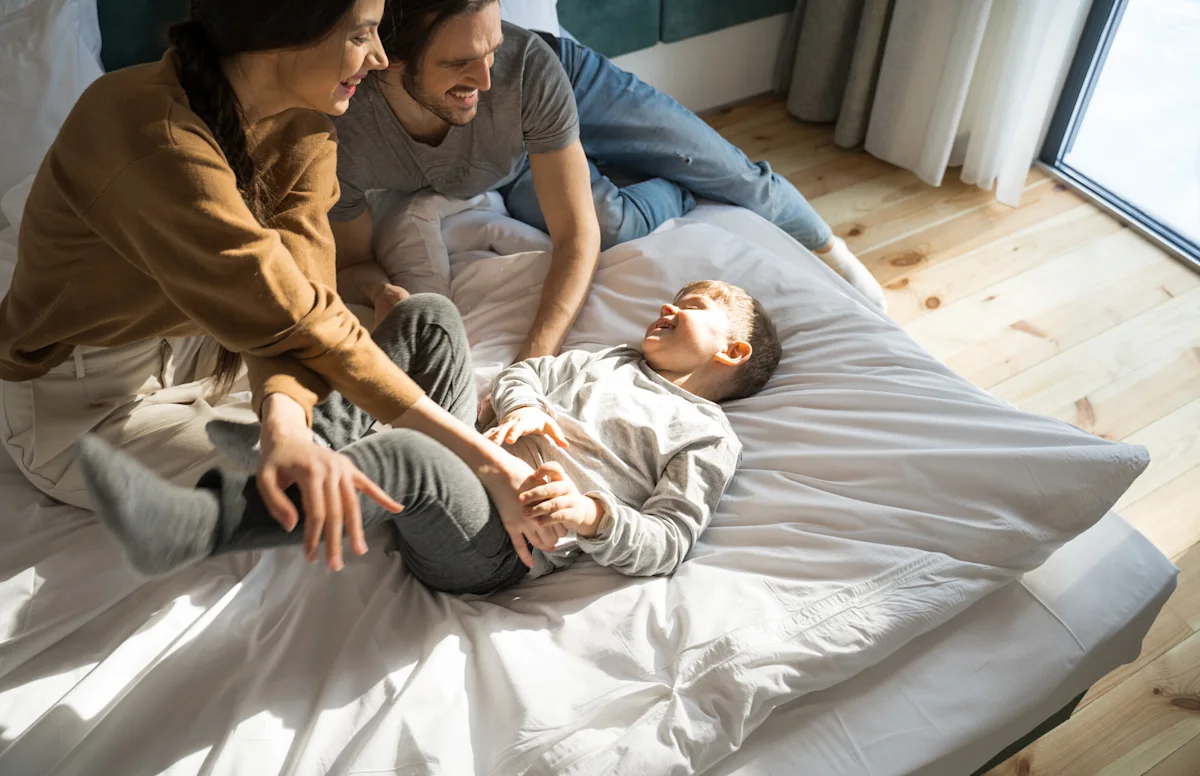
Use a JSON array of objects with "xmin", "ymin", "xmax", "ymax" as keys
[{"xmin": 402, "ymin": 69, "xmax": 477, "ymax": 127}]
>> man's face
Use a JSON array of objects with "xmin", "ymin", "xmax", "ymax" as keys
[
  {"xmin": 642, "ymin": 292, "xmax": 735, "ymax": 374},
  {"xmin": 402, "ymin": 2, "xmax": 503, "ymax": 126}
]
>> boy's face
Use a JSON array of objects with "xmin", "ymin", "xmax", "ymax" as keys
[{"xmin": 642, "ymin": 292, "xmax": 735, "ymax": 373}]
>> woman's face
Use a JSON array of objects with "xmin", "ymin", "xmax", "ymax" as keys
[{"xmin": 278, "ymin": 0, "xmax": 389, "ymax": 115}]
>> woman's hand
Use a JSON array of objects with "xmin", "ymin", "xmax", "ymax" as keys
[
  {"xmin": 476, "ymin": 394, "xmax": 497, "ymax": 431},
  {"xmin": 258, "ymin": 394, "xmax": 403, "ymax": 570},
  {"xmin": 518, "ymin": 462, "xmax": 603, "ymax": 538},
  {"xmin": 388, "ymin": 396, "xmax": 563, "ymax": 566},
  {"xmin": 475, "ymin": 449, "xmax": 568, "ymax": 566},
  {"xmin": 485, "ymin": 406, "xmax": 569, "ymax": 449},
  {"xmin": 370, "ymin": 282, "xmax": 410, "ymax": 329}
]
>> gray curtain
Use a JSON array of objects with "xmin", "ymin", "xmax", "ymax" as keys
[{"xmin": 775, "ymin": 0, "xmax": 896, "ymax": 148}]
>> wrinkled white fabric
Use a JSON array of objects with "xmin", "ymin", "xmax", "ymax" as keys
[{"xmin": 0, "ymin": 201, "xmax": 1149, "ymax": 776}]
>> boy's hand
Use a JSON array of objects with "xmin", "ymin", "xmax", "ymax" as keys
[
  {"xmin": 485, "ymin": 407, "xmax": 569, "ymax": 449},
  {"xmin": 519, "ymin": 462, "xmax": 604, "ymax": 538}
]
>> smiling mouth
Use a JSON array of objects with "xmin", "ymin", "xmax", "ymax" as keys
[
  {"xmin": 339, "ymin": 72, "xmax": 367, "ymax": 92},
  {"xmin": 447, "ymin": 87, "xmax": 478, "ymax": 105}
]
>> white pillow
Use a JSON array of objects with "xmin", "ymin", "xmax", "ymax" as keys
[
  {"xmin": 0, "ymin": 0, "xmax": 103, "ymax": 223},
  {"xmin": 499, "ymin": 0, "xmax": 561, "ymax": 34}
]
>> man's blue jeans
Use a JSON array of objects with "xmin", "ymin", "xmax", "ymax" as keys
[{"xmin": 501, "ymin": 36, "xmax": 835, "ymax": 251}]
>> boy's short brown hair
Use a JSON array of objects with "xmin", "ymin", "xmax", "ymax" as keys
[{"xmin": 675, "ymin": 281, "xmax": 782, "ymax": 401}]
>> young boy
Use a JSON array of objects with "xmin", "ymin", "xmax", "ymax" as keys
[{"xmin": 76, "ymin": 281, "xmax": 781, "ymax": 593}]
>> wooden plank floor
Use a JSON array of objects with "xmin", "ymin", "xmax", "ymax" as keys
[{"xmin": 708, "ymin": 95, "xmax": 1200, "ymax": 776}]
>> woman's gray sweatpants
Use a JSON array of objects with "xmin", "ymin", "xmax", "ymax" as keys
[{"xmin": 196, "ymin": 294, "xmax": 529, "ymax": 595}]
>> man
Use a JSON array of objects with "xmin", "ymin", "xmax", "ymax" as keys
[
  {"xmin": 332, "ymin": 1, "xmax": 885, "ymax": 362},
  {"xmin": 332, "ymin": 0, "xmax": 599, "ymax": 369}
]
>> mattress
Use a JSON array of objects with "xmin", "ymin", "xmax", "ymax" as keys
[
  {"xmin": 0, "ymin": 205, "xmax": 1176, "ymax": 776},
  {"xmin": 713, "ymin": 511, "xmax": 1177, "ymax": 775},
  {"xmin": 649, "ymin": 206, "xmax": 1180, "ymax": 774}
]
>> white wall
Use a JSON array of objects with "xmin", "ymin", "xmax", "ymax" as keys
[{"xmin": 610, "ymin": 14, "xmax": 790, "ymax": 113}]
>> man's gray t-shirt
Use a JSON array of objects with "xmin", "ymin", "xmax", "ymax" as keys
[{"xmin": 329, "ymin": 22, "xmax": 578, "ymax": 222}]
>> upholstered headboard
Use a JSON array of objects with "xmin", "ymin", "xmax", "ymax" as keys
[
  {"xmin": 95, "ymin": 0, "xmax": 792, "ymax": 71},
  {"xmin": 557, "ymin": 0, "xmax": 659, "ymax": 57},
  {"xmin": 660, "ymin": 0, "xmax": 791, "ymax": 43},
  {"xmin": 96, "ymin": 0, "xmax": 186, "ymax": 72}
]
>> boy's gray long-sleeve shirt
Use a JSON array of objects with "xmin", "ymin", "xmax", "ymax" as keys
[{"xmin": 490, "ymin": 347, "xmax": 742, "ymax": 578}]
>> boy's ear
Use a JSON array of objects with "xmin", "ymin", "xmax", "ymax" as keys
[{"xmin": 714, "ymin": 340, "xmax": 752, "ymax": 367}]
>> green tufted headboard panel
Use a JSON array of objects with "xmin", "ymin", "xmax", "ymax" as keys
[
  {"xmin": 96, "ymin": 0, "xmax": 187, "ymax": 72},
  {"xmin": 558, "ymin": 0, "xmax": 660, "ymax": 58},
  {"xmin": 96, "ymin": 0, "xmax": 655, "ymax": 69},
  {"xmin": 96, "ymin": 0, "xmax": 787, "ymax": 71},
  {"xmin": 660, "ymin": 0, "xmax": 793, "ymax": 44}
]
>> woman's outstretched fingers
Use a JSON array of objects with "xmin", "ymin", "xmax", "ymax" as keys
[
  {"xmin": 342, "ymin": 477, "xmax": 368, "ymax": 556},
  {"xmin": 258, "ymin": 469, "xmax": 298, "ymax": 531},
  {"xmin": 324, "ymin": 475, "xmax": 344, "ymax": 570},
  {"xmin": 355, "ymin": 472, "xmax": 404, "ymax": 514},
  {"xmin": 302, "ymin": 473, "xmax": 326, "ymax": 562}
]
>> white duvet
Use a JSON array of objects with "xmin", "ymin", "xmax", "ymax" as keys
[{"xmin": 0, "ymin": 199, "xmax": 1146, "ymax": 776}]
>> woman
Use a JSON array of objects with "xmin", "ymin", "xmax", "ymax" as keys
[{"xmin": 0, "ymin": 0, "xmax": 553, "ymax": 578}]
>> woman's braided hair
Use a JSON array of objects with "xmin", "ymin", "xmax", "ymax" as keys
[{"xmin": 165, "ymin": 0, "xmax": 363, "ymax": 393}]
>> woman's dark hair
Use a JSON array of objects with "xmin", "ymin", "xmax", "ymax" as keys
[
  {"xmin": 167, "ymin": 0, "xmax": 361, "ymax": 394},
  {"xmin": 382, "ymin": 0, "xmax": 495, "ymax": 72}
]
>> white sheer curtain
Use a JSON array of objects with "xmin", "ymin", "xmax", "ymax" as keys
[{"xmin": 864, "ymin": 0, "xmax": 1092, "ymax": 206}]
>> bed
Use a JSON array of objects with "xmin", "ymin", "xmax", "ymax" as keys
[
  {"xmin": 0, "ymin": 198, "xmax": 1179, "ymax": 775},
  {"xmin": 0, "ymin": 2, "xmax": 1181, "ymax": 770}
]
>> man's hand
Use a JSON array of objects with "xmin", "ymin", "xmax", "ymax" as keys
[
  {"xmin": 518, "ymin": 462, "xmax": 604, "ymax": 538},
  {"xmin": 485, "ymin": 406, "xmax": 569, "ymax": 449},
  {"xmin": 371, "ymin": 283, "xmax": 410, "ymax": 329}
]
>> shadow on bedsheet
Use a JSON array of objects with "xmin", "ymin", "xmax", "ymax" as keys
[{"xmin": 0, "ymin": 508, "xmax": 632, "ymax": 775}]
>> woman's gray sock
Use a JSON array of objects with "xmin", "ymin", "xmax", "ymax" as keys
[
  {"xmin": 74, "ymin": 435, "xmax": 220, "ymax": 578},
  {"xmin": 206, "ymin": 419, "xmax": 262, "ymax": 472}
]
